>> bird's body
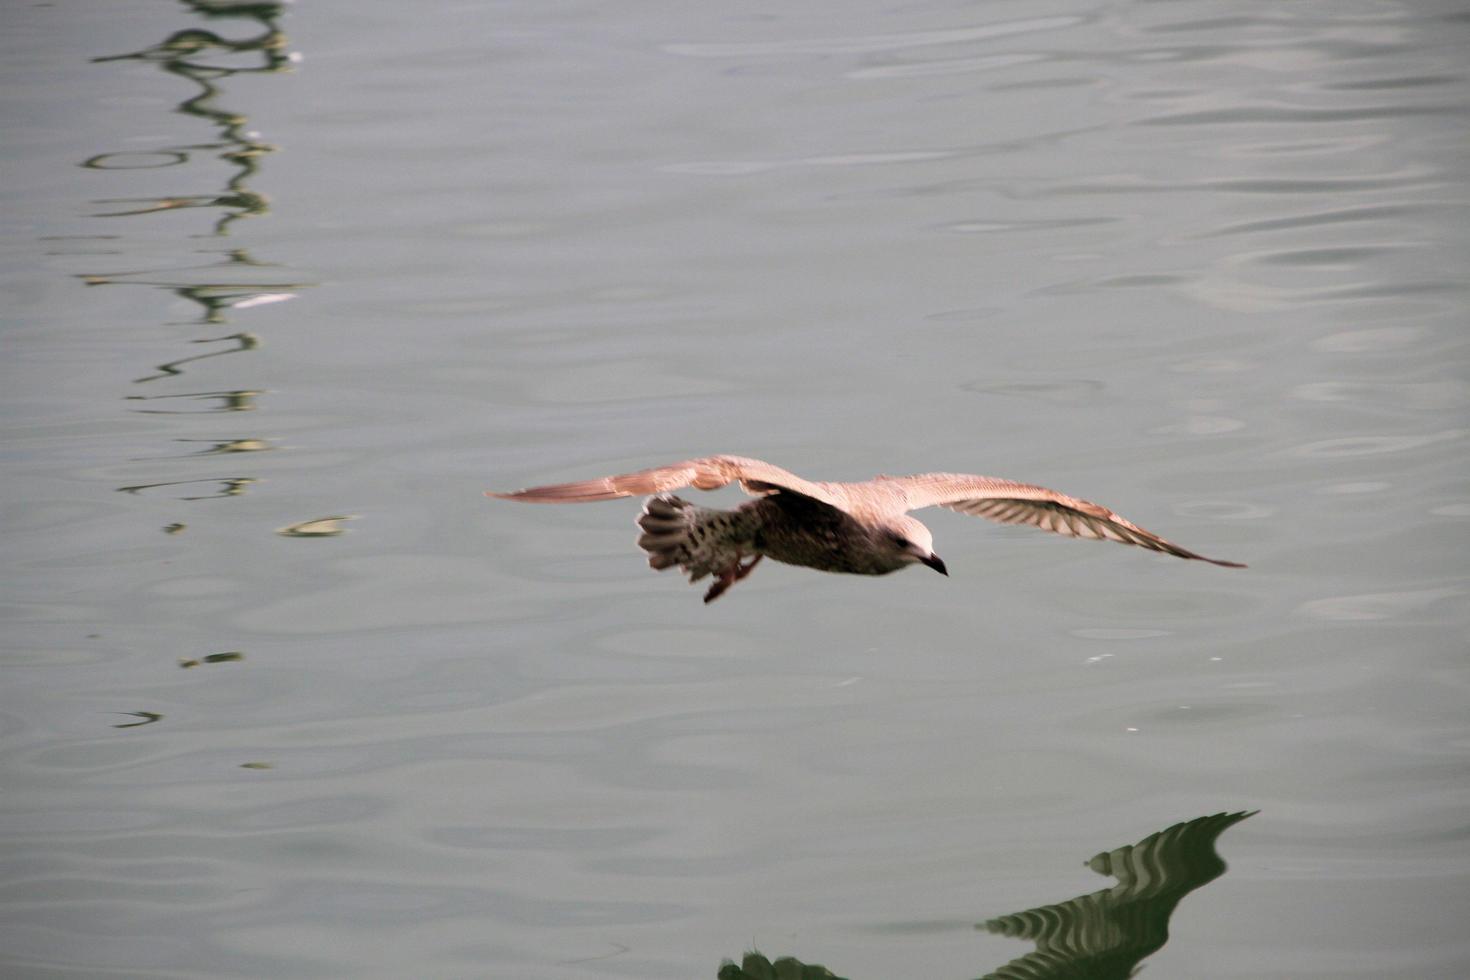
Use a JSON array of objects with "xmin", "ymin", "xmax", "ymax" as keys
[
  {"xmin": 746, "ymin": 493, "xmax": 913, "ymax": 575},
  {"xmin": 488, "ymin": 454, "xmax": 1244, "ymax": 603}
]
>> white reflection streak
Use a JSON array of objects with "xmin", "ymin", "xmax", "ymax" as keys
[
  {"xmin": 231, "ymin": 292, "xmax": 297, "ymax": 309},
  {"xmin": 662, "ymin": 16, "xmax": 1081, "ymax": 57},
  {"xmin": 847, "ymin": 52, "xmax": 1044, "ymax": 80}
]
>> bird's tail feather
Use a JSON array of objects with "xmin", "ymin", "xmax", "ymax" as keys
[{"xmin": 636, "ymin": 494, "xmax": 738, "ymax": 582}]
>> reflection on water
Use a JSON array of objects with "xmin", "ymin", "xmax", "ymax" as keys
[
  {"xmin": 168, "ymin": 437, "xmax": 273, "ymax": 456},
  {"xmin": 134, "ymin": 331, "xmax": 260, "ymax": 384},
  {"xmin": 86, "ymin": 3, "xmax": 291, "ymax": 234},
  {"xmin": 719, "ymin": 952, "xmax": 843, "ymax": 980},
  {"xmin": 980, "ymin": 811, "xmax": 1255, "ymax": 979},
  {"xmin": 81, "ymin": 0, "xmax": 308, "ymax": 537},
  {"xmin": 110, "ymin": 711, "xmax": 163, "ymax": 729},
  {"xmin": 720, "ymin": 952, "xmax": 844, "ymax": 980},
  {"xmin": 177, "ymin": 651, "xmax": 244, "ymax": 668},
  {"xmin": 717, "ymin": 813, "xmax": 1253, "ymax": 980},
  {"xmin": 80, "ymin": 250, "xmax": 302, "ymax": 325},
  {"xmin": 116, "ymin": 476, "xmax": 255, "ymax": 500},
  {"xmin": 276, "ymin": 516, "xmax": 354, "ymax": 537},
  {"xmin": 126, "ymin": 388, "xmax": 263, "ymax": 413}
]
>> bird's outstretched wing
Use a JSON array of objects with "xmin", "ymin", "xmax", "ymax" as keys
[
  {"xmin": 488, "ymin": 455, "xmax": 846, "ymax": 509},
  {"xmin": 888, "ymin": 473, "xmax": 1245, "ymax": 567}
]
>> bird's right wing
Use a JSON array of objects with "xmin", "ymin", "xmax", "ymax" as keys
[
  {"xmin": 888, "ymin": 472, "xmax": 1245, "ymax": 567},
  {"xmin": 488, "ymin": 454, "xmax": 847, "ymax": 509}
]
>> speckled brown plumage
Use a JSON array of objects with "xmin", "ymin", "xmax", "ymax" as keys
[{"xmin": 488, "ymin": 454, "xmax": 1245, "ymax": 602}]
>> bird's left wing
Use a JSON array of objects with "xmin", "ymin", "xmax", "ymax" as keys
[
  {"xmin": 487, "ymin": 455, "xmax": 847, "ymax": 509},
  {"xmin": 888, "ymin": 473, "xmax": 1245, "ymax": 567}
]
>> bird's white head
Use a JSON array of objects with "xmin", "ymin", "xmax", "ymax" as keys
[{"xmin": 883, "ymin": 515, "xmax": 947, "ymax": 576}]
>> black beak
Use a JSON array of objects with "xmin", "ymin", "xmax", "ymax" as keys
[{"xmin": 920, "ymin": 552, "xmax": 948, "ymax": 576}]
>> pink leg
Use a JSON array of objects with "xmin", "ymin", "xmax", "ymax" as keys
[
  {"xmin": 702, "ymin": 552, "xmax": 763, "ymax": 603},
  {"xmin": 733, "ymin": 554, "xmax": 763, "ymax": 580}
]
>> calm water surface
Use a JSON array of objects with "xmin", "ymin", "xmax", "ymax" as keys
[{"xmin": 3, "ymin": 1, "xmax": 1468, "ymax": 977}]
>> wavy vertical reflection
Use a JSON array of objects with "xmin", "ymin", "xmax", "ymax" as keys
[
  {"xmin": 80, "ymin": 1, "xmax": 309, "ymax": 518},
  {"xmin": 87, "ymin": 4, "xmax": 291, "ymax": 236}
]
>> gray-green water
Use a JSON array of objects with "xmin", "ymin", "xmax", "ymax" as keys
[{"xmin": 3, "ymin": 2, "xmax": 1468, "ymax": 977}]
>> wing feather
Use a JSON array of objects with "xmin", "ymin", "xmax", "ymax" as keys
[
  {"xmin": 487, "ymin": 455, "xmax": 846, "ymax": 510},
  {"xmin": 889, "ymin": 472, "xmax": 1246, "ymax": 567}
]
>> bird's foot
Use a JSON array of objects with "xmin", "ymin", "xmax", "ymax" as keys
[
  {"xmin": 702, "ymin": 570, "xmax": 736, "ymax": 603},
  {"xmin": 702, "ymin": 553, "xmax": 762, "ymax": 603},
  {"xmin": 733, "ymin": 554, "xmax": 763, "ymax": 580}
]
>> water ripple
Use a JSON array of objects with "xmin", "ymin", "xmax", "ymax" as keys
[
  {"xmin": 1297, "ymin": 588, "xmax": 1464, "ymax": 622},
  {"xmin": 1320, "ymin": 74, "xmax": 1465, "ymax": 92},
  {"xmin": 939, "ymin": 216, "xmax": 1118, "ymax": 235},
  {"xmin": 1315, "ymin": 481, "xmax": 1391, "ymax": 495},
  {"xmin": 1149, "ymin": 415, "xmax": 1246, "ymax": 436},
  {"xmin": 1249, "ymin": 245, "xmax": 1407, "ymax": 267},
  {"xmin": 846, "ymin": 51, "xmax": 1045, "ymax": 80},
  {"xmin": 1311, "ymin": 326, "xmax": 1423, "ymax": 353},
  {"xmin": 1172, "ymin": 500, "xmax": 1276, "ymax": 521},
  {"xmin": 1287, "ymin": 430, "xmax": 1466, "ymax": 458},
  {"xmin": 1022, "ymin": 167, "xmax": 1436, "ymax": 198},
  {"xmin": 1140, "ymin": 103, "xmax": 1469, "ymax": 127},
  {"xmin": 1291, "ymin": 381, "xmax": 1470, "ymax": 410},
  {"xmin": 961, "ymin": 377, "xmax": 1107, "ymax": 404},
  {"xmin": 662, "ymin": 16, "xmax": 1083, "ymax": 57},
  {"xmin": 661, "ymin": 150, "xmax": 953, "ymax": 177}
]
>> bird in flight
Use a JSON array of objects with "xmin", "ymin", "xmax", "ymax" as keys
[{"xmin": 488, "ymin": 455, "xmax": 1245, "ymax": 603}]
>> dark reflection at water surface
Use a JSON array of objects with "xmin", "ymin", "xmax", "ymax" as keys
[
  {"xmin": 82, "ymin": 0, "xmax": 309, "ymax": 523},
  {"xmin": 86, "ymin": 2, "xmax": 291, "ymax": 235},
  {"xmin": 126, "ymin": 389, "xmax": 263, "ymax": 413},
  {"xmin": 719, "ymin": 952, "xmax": 844, "ymax": 980},
  {"xmin": 718, "ymin": 813, "xmax": 1254, "ymax": 980},
  {"xmin": 116, "ymin": 476, "xmax": 255, "ymax": 500},
  {"xmin": 110, "ymin": 711, "xmax": 163, "ymax": 729},
  {"xmin": 80, "ymin": 250, "xmax": 302, "ymax": 325},
  {"xmin": 980, "ymin": 811, "xmax": 1255, "ymax": 979},
  {"xmin": 133, "ymin": 330, "xmax": 261, "ymax": 384},
  {"xmin": 178, "ymin": 651, "xmax": 244, "ymax": 668}
]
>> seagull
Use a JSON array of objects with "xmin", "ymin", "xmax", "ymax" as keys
[{"xmin": 488, "ymin": 455, "xmax": 1245, "ymax": 603}]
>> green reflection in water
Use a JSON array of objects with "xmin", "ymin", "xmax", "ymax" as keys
[
  {"xmin": 116, "ymin": 476, "xmax": 256, "ymax": 500},
  {"xmin": 87, "ymin": 3, "xmax": 292, "ymax": 236},
  {"xmin": 82, "ymin": 1, "xmax": 313, "ymax": 517},
  {"xmin": 179, "ymin": 437, "xmax": 272, "ymax": 455},
  {"xmin": 130, "ymin": 437, "xmax": 271, "ymax": 464},
  {"xmin": 80, "ymin": 250, "xmax": 304, "ymax": 327},
  {"xmin": 718, "ymin": 952, "xmax": 845, "ymax": 980},
  {"xmin": 134, "ymin": 331, "xmax": 260, "ymax": 385},
  {"xmin": 715, "ymin": 812, "xmax": 1254, "ymax": 980},
  {"xmin": 126, "ymin": 390, "xmax": 263, "ymax": 414},
  {"xmin": 131, "ymin": 438, "xmax": 272, "ymax": 461},
  {"xmin": 979, "ymin": 811, "xmax": 1256, "ymax": 979}
]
